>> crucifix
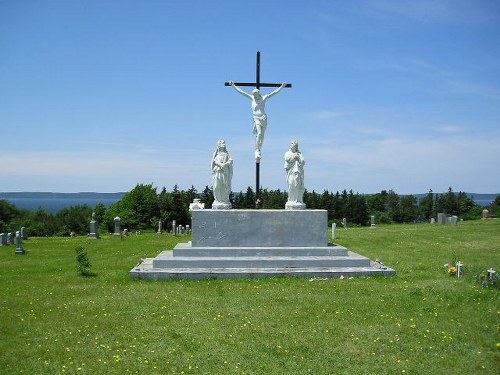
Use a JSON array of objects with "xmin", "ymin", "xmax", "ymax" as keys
[{"xmin": 225, "ymin": 51, "xmax": 292, "ymax": 202}]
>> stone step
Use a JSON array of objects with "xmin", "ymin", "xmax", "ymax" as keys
[
  {"xmin": 152, "ymin": 250, "xmax": 371, "ymax": 269},
  {"xmin": 131, "ymin": 258, "xmax": 395, "ymax": 280},
  {"xmin": 172, "ymin": 243, "xmax": 349, "ymax": 257}
]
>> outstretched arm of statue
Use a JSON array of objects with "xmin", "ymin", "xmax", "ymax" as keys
[
  {"xmin": 229, "ymin": 80, "xmax": 252, "ymax": 99},
  {"xmin": 263, "ymin": 83, "xmax": 287, "ymax": 100}
]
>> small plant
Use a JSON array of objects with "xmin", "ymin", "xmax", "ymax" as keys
[{"xmin": 75, "ymin": 246, "xmax": 94, "ymax": 276}]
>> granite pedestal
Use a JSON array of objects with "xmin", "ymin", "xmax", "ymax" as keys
[{"xmin": 130, "ymin": 209, "xmax": 395, "ymax": 280}]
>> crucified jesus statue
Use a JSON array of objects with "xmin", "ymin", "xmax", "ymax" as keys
[{"xmin": 228, "ymin": 81, "xmax": 287, "ymax": 162}]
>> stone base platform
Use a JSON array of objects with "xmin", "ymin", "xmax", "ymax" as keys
[
  {"xmin": 131, "ymin": 245, "xmax": 394, "ymax": 280},
  {"xmin": 130, "ymin": 209, "xmax": 395, "ymax": 280}
]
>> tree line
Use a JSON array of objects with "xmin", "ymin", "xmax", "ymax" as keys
[{"xmin": 1, "ymin": 184, "xmax": 497, "ymax": 237}]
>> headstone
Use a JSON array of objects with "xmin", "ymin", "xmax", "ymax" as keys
[
  {"xmin": 123, "ymin": 229, "xmax": 129, "ymax": 237},
  {"xmin": 331, "ymin": 223, "xmax": 337, "ymax": 241},
  {"xmin": 370, "ymin": 215, "xmax": 376, "ymax": 228},
  {"xmin": 7, "ymin": 232, "xmax": 13, "ymax": 245},
  {"xmin": 157, "ymin": 219, "xmax": 162, "ymax": 235},
  {"xmin": 113, "ymin": 216, "xmax": 121, "ymax": 237},
  {"xmin": 21, "ymin": 227, "xmax": 28, "ymax": 240},
  {"xmin": 0, "ymin": 233, "xmax": 6, "ymax": 246},
  {"xmin": 15, "ymin": 230, "xmax": 25, "ymax": 254},
  {"xmin": 189, "ymin": 198, "xmax": 205, "ymax": 211},
  {"xmin": 172, "ymin": 220, "xmax": 176, "ymax": 235},
  {"xmin": 88, "ymin": 212, "xmax": 100, "ymax": 239},
  {"xmin": 342, "ymin": 218, "xmax": 347, "ymax": 229},
  {"xmin": 430, "ymin": 218, "xmax": 435, "ymax": 224},
  {"xmin": 437, "ymin": 213, "xmax": 447, "ymax": 225},
  {"xmin": 482, "ymin": 209, "xmax": 490, "ymax": 219},
  {"xmin": 450, "ymin": 216, "xmax": 458, "ymax": 225}
]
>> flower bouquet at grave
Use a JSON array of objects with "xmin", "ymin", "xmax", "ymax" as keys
[
  {"xmin": 479, "ymin": 268, "xmax": 498, "ymax": 288},
  {"xmin": 444, "ymin": 261, "xmax": 463, "ymax": 277}
]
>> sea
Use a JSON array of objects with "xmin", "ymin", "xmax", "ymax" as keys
[{"xmin": 0, "ymin": 193, "xmax": 126, "ymax": 214}]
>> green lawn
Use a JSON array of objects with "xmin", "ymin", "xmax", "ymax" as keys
[{"xmin": 1, "ymin": 220, "xmax": 499, "ymax": 374}]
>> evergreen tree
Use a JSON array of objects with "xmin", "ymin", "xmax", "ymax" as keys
[
  {"xmin": 419, "ymin": 189, "xmax": 435, "ymax": 220},
  {"xmin": 399, "ymin": 195, "xmax": 418, "ymax": 223},
  {"xmin": 436, "ymin": 187, "xmax": 459, "ymax": 215},
  {"xmin": 200, "ymin": 186, "xmax": 214, "ymax": 208},
  {"xmin": 244, "ymin": 187, "xmax": 255, "ymax": 208},
  {"xmin": 170, "ymin": 184, "xmax": 189, "ymax": 226}
]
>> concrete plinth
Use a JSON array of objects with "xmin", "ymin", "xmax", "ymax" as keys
[
  {"xmin": 130, "ymin": 209, "xmax": 395, "ymax": 280},
  {"xmin": 192, "ymin": 209, "xmax": 327, "ymax": 247}
]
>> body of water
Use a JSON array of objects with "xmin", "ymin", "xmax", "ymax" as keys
[{"xmin": 2, "ymin": 197, "xmax": 122, "ymax": 214}]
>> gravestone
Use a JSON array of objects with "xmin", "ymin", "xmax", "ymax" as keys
[
  {"xmin": 342, "ymin": 218, "xmax": 347, "ymax": 229},
  {"xmin": 437, "ymin": 213, "xmax": 447, "ymax": 225},
  {"xmin": 113, "ymin": 216, "xmax": 121, "ymax": 237},
  {"xmin": 0, "ymin": 233, "xmax": 6, "ymax": 246},
  {"xmin": 157, "ymin": 219, "xmax": 162, "ymax": 235},
  {"xmin": 189, "ymin": 198, "xmax": 205, "ymax": 211},
  {"xmin": 88, "ymin": 212, "xmax": 100, "ymax": 239},
  {"xmin": 15, "ymin": 230, "xmax": 25, "ymax": 254},
  {"xmin": 430, "ymin": 218, "xmax": 435, "ymax": 224},
  {"xmin": 7, "ymin": 233, "xmax": 13, "ymax": 245},
  {"xmin": 482, "ymin": 209, "xmax": 490, "ymax": 219},
  {"xmin": 21, "ymin": 227, "xmax": 28, "ymax": 240},
  {"xmin": 370, "ymin": 215, "xmax": 376, "ymax": 228},
  {"xmin": 123, "ymin": 229, "xmax": 129, "ymax": 237},
  {"xmin": 172, "ymin": 220, "xmax": 176, "ymax": 235},
  {"xmin": 331, "ymin": 223, "xmax": 337, "ymax": 240}
]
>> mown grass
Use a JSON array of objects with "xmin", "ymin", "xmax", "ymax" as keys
[{"xmin": 0, "ymin": 220, "xmax": 499, "ymax": 374}]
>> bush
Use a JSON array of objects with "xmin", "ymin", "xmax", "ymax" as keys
[{"xmin": 75, "ymin": 246, "xmax": 94, "ymax": 276}]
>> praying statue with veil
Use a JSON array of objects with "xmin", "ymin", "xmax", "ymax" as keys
[{"xmin": 211, "ymin": 139, "xmax": 233, "ymax": 209}]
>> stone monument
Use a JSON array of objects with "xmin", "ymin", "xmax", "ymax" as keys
[
  {"xmin": 130, "ymin": 52, "xmax": 395, "ymax": 280},
  {"xmin": 0, "ymin": 233, "xmax": 6, "ymax": 246},
  {"xmin": 15, "ymin": 230, "xmax": 25, "ymax": 254},
  {"xmin": 113, "ymin": 216, "xmax": 121, "ymax": 237},
  {"xmin": 437, "ymin": 213, "xmax": 447, "ymax": 225},
  {"xmin": 21, "ymin": 227, "xmax": 28, "ymax": 240},
  {"xmin": 88, "ymin": 212, "xmax": 100, "ymax": 239},
  {"xmin": 189, "ymin": 198, "xmax": 205, "ymax": 211}
]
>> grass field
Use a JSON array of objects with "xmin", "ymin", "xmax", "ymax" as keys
[{"xmin": 1, "ymin": 220, "xmax": 499, "ymax": 374}]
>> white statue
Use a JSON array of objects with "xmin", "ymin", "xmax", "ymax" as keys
[
  {"xmin": 228, "ymin": 81, "xmax": 287, "ymax": 162},
  {"xmin": 284, "ymin": 140, "xmax": 306, "ymax": 210},
  {"xmin": 211, "ymin": 140, "xmax": 233, "ymax": 209}
]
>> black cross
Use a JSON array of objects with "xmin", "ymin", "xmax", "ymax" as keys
[{"xmin": 225, "ymin": 51, "xmax": 292, "ymax": 203}]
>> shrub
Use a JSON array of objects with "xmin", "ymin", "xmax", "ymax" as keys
[{"xmin": 75, "ymin": 246, "xmax": 94, "ymax": 276}]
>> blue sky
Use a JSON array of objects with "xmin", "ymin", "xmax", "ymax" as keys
[{"xmin": 1, "ymin": 0, "xmax": 499, "ymax": 194}]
